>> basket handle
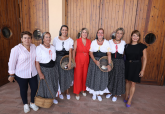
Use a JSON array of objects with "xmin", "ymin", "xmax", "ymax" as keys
[{"xmin": 35, "ymin": 79, "xmax": 54, "ymax": 99}]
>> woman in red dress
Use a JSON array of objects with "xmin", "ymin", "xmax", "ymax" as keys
[{"xmin": 73, "ymin": 28, "xmax": 91, "ymax": 100}]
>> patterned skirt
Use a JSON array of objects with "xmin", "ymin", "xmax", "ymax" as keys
[
  {"xmin": 108, "ymin": 58, "xmax": 125, "ymax": 96},
  {"xmin": 55, "ymin": 55, "xmax": 74, "ymax": 93},
  {"xmin": 86, "ymin": 58, "xmax": 110, "ymax": 95},
  {"xmin": 37, "ymin": 65, "xmax": 59, "ymax": 99}
]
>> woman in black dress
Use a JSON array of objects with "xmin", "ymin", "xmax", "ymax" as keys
[{"xmin": 124, "ymin": 30, "xmax": 147, "ymax": 107}]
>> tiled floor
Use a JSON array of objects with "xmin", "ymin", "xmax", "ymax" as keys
[{"xmin": 0, "ymin": 82, "xmax": 165, "ymax": 114}]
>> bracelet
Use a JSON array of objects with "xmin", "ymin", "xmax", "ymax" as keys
[
  {"xmin": 93, "ymin": 58, "xmax": 96, "ymax": 61},
  {"xmin": 9, "ymin": 75, "xmax": 15, "ymax": 77}
]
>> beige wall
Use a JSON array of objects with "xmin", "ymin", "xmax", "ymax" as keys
[{"xmin": 49, "ymin": 0, "xmax": 65, "ymax": 43}]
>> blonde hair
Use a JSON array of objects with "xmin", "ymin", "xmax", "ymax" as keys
[
  {"xmin": 79, "ymin": 28, "xmax": 89, "ymax": 38},
  {"xmin": 115, "ymin": 27, "xmax": 125, "ymax": 39}
]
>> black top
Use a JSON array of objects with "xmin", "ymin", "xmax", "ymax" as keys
[
  {"xmin": 124, "ymin": 43, "xmax": 147, "ymax": 61},
  {"xmin": 93, "ymin": 51, "xmax": 107, "ymax": 58},
  {"xmin": 39, "ymin": 60, "xmax": 55, "ymax": 68},
  {"xmin": 111, "ymin": 52, "xmax": 123, "ymax": 59},
  {"xmin": 56, "ymin": 47, "xmax": 69, "ymax": 56}
]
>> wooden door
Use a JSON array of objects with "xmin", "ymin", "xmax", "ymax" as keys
[
  {"xmin": 66, "ymin": 0, "xmax": 165, "ymax": 85},
  {"xmin": 19, "ymin": 0, "xmax": 49, "ymax": 46},
  {"xmin": 0, "ymin": 0, "xmax": 21, "ymax": 86},
  {"xmin": 135, "ymin": 0, "xmax": 165, "ymax": 85}
]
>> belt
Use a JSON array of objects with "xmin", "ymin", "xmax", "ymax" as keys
[{"xmin": 127, "ymin": 60, "xmax": 141, "ymax": 63}]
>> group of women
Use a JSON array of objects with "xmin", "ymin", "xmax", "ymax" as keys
[{"xmin": 8, "ymin": 25, "xmax": 147, "ymax": 113}]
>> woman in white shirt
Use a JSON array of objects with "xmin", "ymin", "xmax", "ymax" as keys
[
  {"xmin": 8, "ymin": 31, "xmax": 39, "ymax": 113},
  {"xmin": 53, "ymin": 25, "xmax": 74, "ymax": 100},
  {"xmin": 35, "ymin": 32, "xmax": 59, "ymax": 105},
  {"xmin": 86, "ymin": 28, "xmax": 112, "ymax": 101},
  {"xmin": 107, "ymin": 28, "xmax": 126, "ymax": 102}
]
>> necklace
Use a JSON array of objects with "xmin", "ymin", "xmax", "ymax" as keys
[
  {"xmin": 44, "ymin": 43, "xmax": 50, "ymax": 48},
  {"xmin": 98, "ymin": 39, "xmax": 104, "ymax": 42},
  {"xmin": 114, "ymin": 39, "xmax": 121, "ymax": 44}
]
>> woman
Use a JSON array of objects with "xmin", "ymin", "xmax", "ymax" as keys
[
  {"xmin": 53, "ymin": 25, "xmax": 74, "ymax": 100},
  {"xmin": 73, "ymin": 28, "xmax": 91, "ymax": 100},
  {"xmin": 124, "ymin": 30, "xmax": 147, "ymax": 107},
  {"xmin": 86, "ymin": 28, "xmax": 112, "ymax": 101},
  {"xmin": 8, "ymin": 31, "xmax": 39, "ymax": 113},
  {"xmin": 107, "ymin": 28, "xmax": 126, "ymax": 102},
  {"xmin": 35, "ymin": 32, "xmax": 59, "ymax": 105}
]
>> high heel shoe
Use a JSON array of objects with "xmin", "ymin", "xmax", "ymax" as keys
[
  {"xmin": 126, "ymin": 103, "xmax": 131, "ymax": 107},
  {"xmin": 124, "ymin": 96, "xmax": 129, "ymax": 103},
  {"xmin": 124, "ymin": 99, "xmax": 127, "ymax": 103}
]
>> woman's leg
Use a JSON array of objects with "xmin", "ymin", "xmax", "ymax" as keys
[
  {"xmin": 29, "ymin": 76, "xmax": 38, "ymax": 103},
  {"xmin": 125, "ymin": 79, "xmax": 131, "ymax": 100},
  {"xmin": 127, "ymin": 81, "xmax": 136, "ymax": 105},
  {"xmin": 15, "ymin": 76, "xmax": 29, "ymax": 104}
]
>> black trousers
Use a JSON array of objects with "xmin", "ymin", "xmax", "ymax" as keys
[{"xmin": 15, "ymin": 75, "xmax": 38, "ymax": 104}]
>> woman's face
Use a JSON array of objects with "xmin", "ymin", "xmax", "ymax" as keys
[
  {"xmin": 115, "ymin": 30, "xmax": 123, "ymax": 41},
  {"xmin": 61, "ymin": 27, "xmax": 68, "ymax": 37},
  {"xmin": 132, "ymin": 33, "xmax": 139, "ymax": 42},
  {"xmin": 21, "ymin": 34, "xmax": 31, "ymax": 46},
  {"xmin": 43, "ymin": 34, "xmax": 51, "ymax": 44},
  {"xmin": 81, "ymin": 30, "xmax": 88, "ymax": 39},
  {"xmin": 97, "ymin": 30, "xmax": 104, "ymax": 40}
]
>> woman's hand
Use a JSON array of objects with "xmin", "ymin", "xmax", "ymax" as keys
[
  {"xmin": 39, "ymin": 73, "xmax": 45, "ymax": 79},
  {"xmin": 67, "ymin": 62, "xmax": 71, "ymax": 70},
  {"xmin": 95, "ymin": 60, "xmax": 100, "ymax": 67},
  {"xmin": 8, "ymin": 76, "xmax": 15, "ymax": 82},
  {"xmin": 107, "ymin": 65, "xmax": 112, "ymax": 72},
  {"xmin": 139, "ymin": 70, "xmax": 144, "ymax": 77}
]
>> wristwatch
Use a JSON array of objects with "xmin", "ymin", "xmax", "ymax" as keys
[
  {"xmin": 108, "ymin": 63, "xmax": 112, "ymax": 66},
  {"xmin": 8, "ymin": 75, "xmax": 15, "ymax": 82}
]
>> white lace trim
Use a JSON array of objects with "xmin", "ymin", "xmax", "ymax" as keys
[{"xmin": 86, "ymin": 87, "xmax": 110, "ymax": 95}]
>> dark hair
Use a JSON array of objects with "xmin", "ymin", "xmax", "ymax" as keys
[
  {"xmin": 77, "ymin": 28, "xmax": 89, "ymax": 39},
  {"xmin": 130, "ymin": 30, "xmax": 141, "ymax": 44},
  {"xmin": 59, "ymin": 25, "xmax": 68, "ymax": 36},
  {"xmin": 41, "ymin": 32, "xmax": 51, "ymax": 44},
  {"xmin": 21, "ymin": 31, "xmax": 32, "ymax": 39},
  {"xmin": 95, "ymin": 28, "xmax": 104, "ymax": 39},
  {"xmin": 115, "ymin": 27, "xmax": 125, "ymax": 39}
]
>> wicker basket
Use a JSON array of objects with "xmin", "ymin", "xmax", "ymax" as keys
[
  {"xmin": 60, "ymin": 55, "xmax": 75, "ymax": 70},
  {"xmin": 99, "ymin": 56, "xmax": 113, "ymax": 72},
  {"xmin": 35, "ymin": 79, "xmax": 54, "ymax": 108}
]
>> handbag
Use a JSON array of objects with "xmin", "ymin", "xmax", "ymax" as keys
[{"xmin": 34, "ymin": 79, "xmax": 54, "ymax": 108}]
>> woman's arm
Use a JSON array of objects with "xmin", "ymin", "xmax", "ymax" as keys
[
  {"xmin": 68, "ymin": 48, "xmax": 72, "ymax": 69},
  {"xmin": 73, "ymin": 40, "xmax": 77, "ymax": 67},
  {"xmin": 73, "ymin": 40, "xmax": 77, "ymax": 62},
  {"xmin": 107, "ymin": 52, "xmax": 112, "ymax": 71},
  {"xmin": 139, "ymin": 49, "xmax": 147, "ymax": 77},
  {"xmin": 36, "ymin": 61, "xmax": 44, "ymax": 79},
  {"xmin": 90, "ymin": 52, "xmax": 100, "ymax": 66}
]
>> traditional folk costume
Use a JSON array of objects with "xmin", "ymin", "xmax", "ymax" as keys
[
  {"xmin": 86, "ymin": 39, "xmax": 111, "ymax": 96},
  {"xmin": 53, "ymin": 37, "xmax": 74, "ymax": 93},
  {"xmin": 108, "ymin": 39, "xmax": 126, "ymax": 96},
  {"xmin": 36, "ymin": 44, "xmax": 59, "ymax": 99}
]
